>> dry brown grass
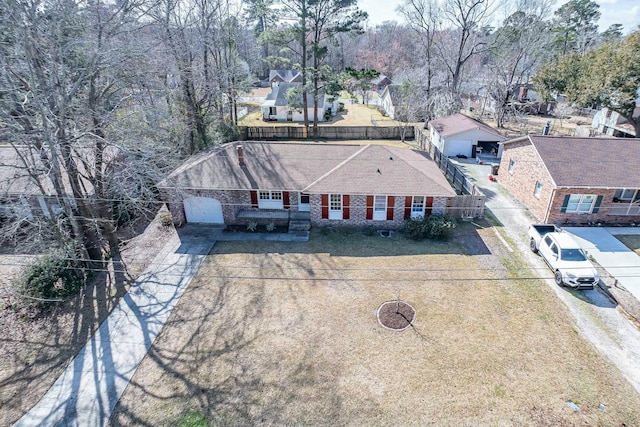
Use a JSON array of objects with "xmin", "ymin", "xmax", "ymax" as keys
[
  {"xmin": 616, "ymin": 235, "xmax": 640, "ymax": 256},
  {"xmin": 111, "ymin": 226, "xmax": 640, "ymax": 426},
  {"xmin": 466, "ymin": 111, "xmax": 593, "ymax": 139},
  {"xmin": 239, "ymin": 103, "xmax": 399, "ymax": 127},
  {"xmin": 0, "ymin": 212, "xmax": 175, "ymax": 426}
]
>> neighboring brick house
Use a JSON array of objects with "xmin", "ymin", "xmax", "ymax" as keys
[
  {"xmin": 428, "ymin": 113, "xmax": 507, "ymax": 159},
  {"xmin": 498, "ymin": 135, "xmax": 640, "ymax": 225},
  {"xmin": 158, "ymin": 141, "xmax": 457, "ymax": 230}
]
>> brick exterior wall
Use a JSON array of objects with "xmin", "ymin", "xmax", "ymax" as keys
[
  {"xmin": 547, "ymin": 188, "xmax": 640, "ymax": 226},
  {"xmin": 163, "ymin": 188, "xmax": 450, "ymax": 229},
  {"xmin": 498, "ymin": 140, "xmax": 555, "ymax": 222},
  {"xmin": 499, "ymin": 139, "xmax": 640, "ymax": 225},
  {"xmin": 310, "ymin": 194, "xmax": 448, "ymax": 229}
]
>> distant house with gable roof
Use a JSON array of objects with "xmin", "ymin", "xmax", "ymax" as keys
[{"xmin": 428, "ymin": 113, "xmax": 506, "ymax": 159}]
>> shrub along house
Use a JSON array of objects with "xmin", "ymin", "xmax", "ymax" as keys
[
  {"xmin": 158, "ymin": 141, "xmax": 458, "ymax": 231},
  {"xmin": 498, "ymin": 135, "xmax": 640, "ymax": 225}
]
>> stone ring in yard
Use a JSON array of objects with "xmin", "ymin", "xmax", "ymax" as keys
[{"xmin": 377, "ymin": 301, "xmax": 416, "ymax": 331}]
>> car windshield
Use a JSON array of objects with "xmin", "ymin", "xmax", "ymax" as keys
[{"xmin": 561, "ymin": 248, "xmax": 587, "ymax": 261}]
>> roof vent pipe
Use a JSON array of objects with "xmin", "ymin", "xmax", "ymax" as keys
[{"xmin": 237, "ymin": 145, "xmax": 244, "ymax": 167}]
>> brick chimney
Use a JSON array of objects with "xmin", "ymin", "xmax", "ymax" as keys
[{"xmin": 237, "ymin": 145, "xmax": 244, "ymax": 167}]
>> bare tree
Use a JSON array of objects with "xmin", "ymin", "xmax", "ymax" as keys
[
  {"xmin": 398, "ymin": 0, "xmax": 440, "ymax": 94},
  {"xmin": 436, "ymin": 0, "xmax": 495, "ymax": 93}
]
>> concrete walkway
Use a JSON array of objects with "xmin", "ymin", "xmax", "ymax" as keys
[
  {"xmin": 565, "ymin": 227, "xmax": 640, "ymax": 302},
  {"xmin": 15, "ymin": 226, "xmax": 220, "ymax": 427}
]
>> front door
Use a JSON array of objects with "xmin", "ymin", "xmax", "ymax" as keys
[{"xmin": 298, "ymin": 192, "xmax": 310, "ymax": 212}]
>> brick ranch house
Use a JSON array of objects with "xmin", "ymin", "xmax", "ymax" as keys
[
  {"xmin": 498, "ymin": 135, "xmax": 640, "ymax": 225},
  {"xmin": 158, "ymin": 141, "xmax": 459, "ymax": 230}
]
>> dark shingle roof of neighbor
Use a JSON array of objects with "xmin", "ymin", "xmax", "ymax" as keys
[
  {"xmin": 371, "ymin": 75, "xmax": 390, "ymax": 85},
  {"xmin": 159, "ymin": 142, "xmax": 456, "ymax": 197},
  {"xmin": 264, "ymin": 82, "xmax": 323, "ymax": 108},
  {"xmin": 518, "ymin": 135, "xmax": 640, "ymax": 188},
  {"xmin": 429, "ymin": 113, "xmax": 506, "ymax": 140}
]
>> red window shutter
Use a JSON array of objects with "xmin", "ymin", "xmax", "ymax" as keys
[
  {"xmin": 343, "ymin": 195, "xmax": 350, "ymax": 219},
  {"xmin": 250, "ymin": 190, "xmax": 258, "ymax": 208},
  {"xmin": 283, "ymin": 191, "xmax": 290, "ymax": 209},
  {"xmin": 366, "ymin": 195, "xmax": 374, "ymax": 220},
  {"xmin": 387, "ymin": 196, "xmax": 395, "ymax": 220},
  {"xmin": 426, "ymin": 197, "xmax": 433, "ymax": 215},
  {"xmin": 321, "ymin": 194, "xmax": 329, "ymax": 219},
  {"xmin": 404, "ymin": 196, "xmax": 412, "ymax": 220}
]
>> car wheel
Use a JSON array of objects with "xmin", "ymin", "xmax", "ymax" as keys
[
  {"xmin": 554, "ymin": 270, "xmax": 564, "ymax": 286},
  {"xmin": 530, "ymin": 238, "xmax": 538, "ymax": 253}
]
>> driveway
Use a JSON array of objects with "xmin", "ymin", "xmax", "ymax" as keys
[
  {"xmin": 565, "ymin": 227, "xmax": 640, "ymax": 302},
  {"xmin": 14, "ymin": 225, "xmax": 221, "ymax": 427},
  {"xmin": 455, "ymin": 159, "xmax": 640, "ymax": 395}
]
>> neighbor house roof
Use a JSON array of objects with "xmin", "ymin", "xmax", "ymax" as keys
[
  {"xmin": 261, "ymin": 82, "xmax": 323, "ymax": 108},
  {"xmin": 269, "ymin": 70, "xmax": 301, "ymax": 83},
  {"xmin": 429, "ymin": 113, "xmax": 506, "ymax": 140},
  {"xmin": 503, "ymin": 135, "xmax": 640, "ymax": 188},
  {"xmin": 371, "ymin": 75, "xmax": 390, "ymax": 85},
  {"xmin": 158, "ymin": 142, "xmax": 456, "ymax": 197}
]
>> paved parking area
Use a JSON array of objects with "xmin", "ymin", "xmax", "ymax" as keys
[{"xmin": 565, "ymin": 227, "xmax": 640, "ymax": 302}]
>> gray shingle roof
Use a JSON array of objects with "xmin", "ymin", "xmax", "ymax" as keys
[
  {"xmin": 522, "ymin": 135, "xmax": 640, "ymax": 188},
  {"xmin": 264, "ymin": 83, "xmax": 323, "ymax": 108},
  {"xmin": 429, "ymin": 113, "xmax": 506, "ymax": 139},
  {"xmin": 159, "ymin": 142, "xmax": 456, "ymax": 197}
]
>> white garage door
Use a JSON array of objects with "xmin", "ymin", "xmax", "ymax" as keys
[
  {"xmin": 183, "ymin": 197, "xmax": 224, "ymax": 224},
  {"xmin": 446, "ymin": 139, "xmax": 473, "ymax": 157}
]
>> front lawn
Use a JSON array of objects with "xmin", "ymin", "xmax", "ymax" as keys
[
  {"xmin": 111, "ymin": 227, "xmax": 640, "ymax": 426},
  {"xmin": 616, "ymin": 234, "xmax": 640, "ymax": 256}
]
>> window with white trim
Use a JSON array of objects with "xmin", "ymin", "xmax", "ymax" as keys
[
  {"xmin": 411, "ymin": 196, "xmax": 425, "ymax": 218},
  {"xmin": 533, "ymin": 181, "xmax": 543, "ymax": 198},
  {"xmin": 330, "ymin": 194, "xmax": 342, "ymax": 210},
  {"xmin": 614, "ymin": 188, "xmax": 639, "ymax": 201},
  {"xmin": 566, "ymin": 194, "xmax": 596, "ymax": 213},
  {"xmin": 508, "ymin": 159, "xmax": 515, "ymax": 174},
  {"xmin": 257, "ymin": 190, "xmax": 284, "ymax": 209},
  {"xmin": 259, "ymin": 190, "xmax": 282, "ymax": 200}
]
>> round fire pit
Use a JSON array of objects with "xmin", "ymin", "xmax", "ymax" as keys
[{"xmin": 377, "ymin": 301, "xmax": 416, "ymax": 331}]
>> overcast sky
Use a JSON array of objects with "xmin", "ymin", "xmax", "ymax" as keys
[{"xmin": 358, "ymin": 0, "xmax": 640, "ymax": 34}]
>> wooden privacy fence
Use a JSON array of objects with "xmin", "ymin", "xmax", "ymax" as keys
[
  {"xmin": 239, "ymin": 125, "xmax": 414, "ymax": 140},
  {"xmin": 415, "ymin": 126, "xmax": 486, "ymax": 217}
]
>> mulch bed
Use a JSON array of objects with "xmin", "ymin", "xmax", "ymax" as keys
[{"xmin": 377, "ymin": 301, "xmax": 416, "ymax": 331}]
